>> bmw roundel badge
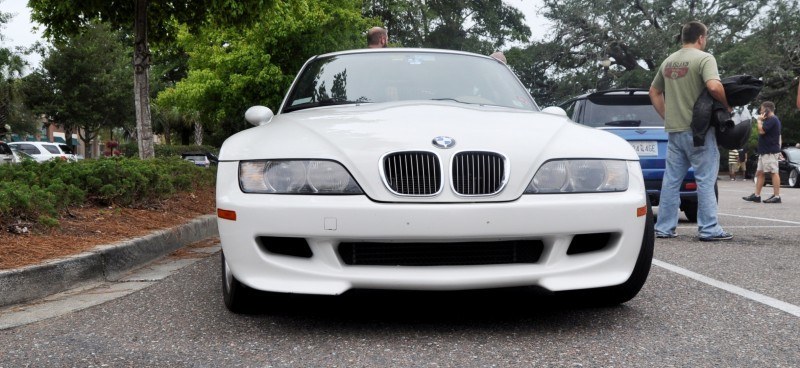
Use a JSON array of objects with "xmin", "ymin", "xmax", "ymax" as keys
[{"xmin": 432, "ymin": 136, "xmax": 456, "ymax": 149}]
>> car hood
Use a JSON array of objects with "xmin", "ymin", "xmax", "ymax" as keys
[{"xmin": 220, "ymin": 101, "xmax": 638, "ymax": 202}]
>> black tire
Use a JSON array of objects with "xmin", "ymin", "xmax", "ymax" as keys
[
  {"xmin": 557, "ymin": 198, "xmax": 654, "ymax": 306},
  {"xmin": 221, "ymin": 252, "xmax": 256, "ymax": 313},
  {"xmin": 789, "ymin": 169, "xmax": 799, "ymax": 188},
  {"xmin": 682, "ymin": 202, "xmax": 698, "ymax": 223},
  {"xmin": 681, "ymin": 182, "xmax": 717, "ymax": 223}
]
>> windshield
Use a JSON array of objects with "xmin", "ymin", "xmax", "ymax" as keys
[
  {"xmin": 283, "ymin": 51, "xmax": 538, "ymax": 113},
  {"xmin": 581, "ymin": 95, "xmax": 664, "ymax": 128}
]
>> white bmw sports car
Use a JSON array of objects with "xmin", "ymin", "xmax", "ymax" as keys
[{"xmin": 216, "ymin": 48, "xmax": 654, "ymax": 313}]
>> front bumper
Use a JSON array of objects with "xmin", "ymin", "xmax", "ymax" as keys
[{"xmin": 216, "ymin": 162, "xmax": 649, "ymax": 295}]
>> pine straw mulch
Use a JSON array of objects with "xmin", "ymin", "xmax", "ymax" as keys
[{"xmin": 0, "ymin": 187, "xmax": 216, "ymax": 270}]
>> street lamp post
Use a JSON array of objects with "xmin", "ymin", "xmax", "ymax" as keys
[{"xmin": 597, "ymin": 58, "xmax": 612, "ymax": 90}]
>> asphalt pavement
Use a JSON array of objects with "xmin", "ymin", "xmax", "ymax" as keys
[{"xmin": 0, "ymin": 178, "xmax": 798, "ymax": 366}]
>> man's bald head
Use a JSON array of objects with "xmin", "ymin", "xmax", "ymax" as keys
[{"xmin": 367, "ymin": 27, "xmax": 388, "ymax": 48}]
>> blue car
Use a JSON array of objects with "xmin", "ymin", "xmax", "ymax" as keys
[{"xmin": 560, "ymin": 88, "xmax": 708, "ymax": 222}]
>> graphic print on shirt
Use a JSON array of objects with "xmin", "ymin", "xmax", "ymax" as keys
[{"xmin": 664, "ymin": 61, "xmax": 689, "ymax": 80}]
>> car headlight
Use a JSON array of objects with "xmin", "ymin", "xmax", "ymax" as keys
[
  {"xmin": 525, "ymin": 159, "xmax": 629, "ymax": 193},
  {"xmin": 239, "ymin": 160, "xmax": 363, "ymax": 194}
]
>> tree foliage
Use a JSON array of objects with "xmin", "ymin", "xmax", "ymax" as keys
[
  {"xmin": 509, "ymin": 0, "xmax": 770, "ymax": 106},
  {"xmin": 28, "ymin": 0, "xmax": 273, "ymax": 42},
  {"xmin": 156, "ymin": 0, "xmax": 370, "ymax": 146},
  {"xmin": 513, "ymin": 0, "xmax": 800, "ymax": 143},
  {"xmin": 28, "ymin": 0, "xmax": 276, "ymax": 158},
  {"xmin": 717, "ymin": 1, "xmax": 800, "ymax": 144},
  {"xmin": 25, "ymin": 22, "xmax": 134, "ymax": 156},
  {"xmin": 363, "ymin": 0, "xmax": 530, "ymax": 53},
  {"xmin": 0, "ymin": 5, "xmax": 36, "ymax": 136}
]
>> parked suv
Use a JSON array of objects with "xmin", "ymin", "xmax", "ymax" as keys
[
  {"xmin": 7, "ymin": 142, "xmax": 77, "ymax": 162},
  {"xmin": 560, "ymin": 88, "xmax": 708, "ymax": 222}
]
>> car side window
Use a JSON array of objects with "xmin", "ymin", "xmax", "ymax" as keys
[
  {"xmin": 42, "ymin": 144, "xmax": 61, "ymax": 154},
  {"xmin": 0, "ymin": 144, "xmax": 11, "ymax": 155},
  {"xmin": 16, "ymin": 144, "xmax": 41, "ymax": 155},
  {"xmin": 58, "ymin": 144, "xmax": 74, "ymax": 154}
]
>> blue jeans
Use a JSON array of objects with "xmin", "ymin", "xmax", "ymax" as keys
[{"xmin": 655, "ymin": 130, "xmax": 726, "ymax": 238}]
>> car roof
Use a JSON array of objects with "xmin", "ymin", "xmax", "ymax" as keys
[
  {"xmin": 560, "ymin": 88, "xmax": 650, "ymax": 105},
  {"xmin": 588, "ymin": 88, "xmax": 649, "ymax": 97},
  {"xmin": 312, "ymin": 48, "xmax": 495, "ymax": 61},
  {"xmin": 9, "ymin": 141, "xmax": 56, "ymax": 145}
]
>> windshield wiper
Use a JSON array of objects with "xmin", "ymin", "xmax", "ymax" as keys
[
  {"xmin": 284, "ymin": 98, "xmax": 365, "ymax": 113},
  {"xmin": 429, "ymin": 98, "xmax": 508, "ymax": 108},
  {"xmin": 430, "ymin": 98, "xmax": 472, "ymax": 104},
  {"xmin": 604, "ymin": 120, "xmax": 641, "ymax": 127},
  {"xmin": 318, "ymin": 98, "xmax": 363, "ymax": 106}
]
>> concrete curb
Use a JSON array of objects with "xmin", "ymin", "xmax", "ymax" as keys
[{"xmin": 0, "ymin": 215, "xmax": 218, "ymax": 307}]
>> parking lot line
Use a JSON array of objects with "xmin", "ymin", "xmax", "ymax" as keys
[
  {"xmin": 652, "ymin": 259, "xmax": 800, "ymax": 317},
  {"xmin": 718, "ymin": 213, "xmax": 800, "ymax": 225},
  {"xmin": 706, "ymin": 225, "xmax": 800, "ymax": 228}
]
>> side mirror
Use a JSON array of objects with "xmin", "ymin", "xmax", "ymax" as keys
[
  {"xmin": 245, "ymin": 106, "xmax": 275, "ymax": 126},
  {"xmin": 541, "ymin": 106, "xmax": 568, "ymax": 117}
]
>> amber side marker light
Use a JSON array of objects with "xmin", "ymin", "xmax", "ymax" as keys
[
  {"xmin": 217, "ymin": 209, "xmax": 237, "ymax": 221},
  {"xmin": 636, "ymin": 206, "xmax": 647, "ymax": 217}
]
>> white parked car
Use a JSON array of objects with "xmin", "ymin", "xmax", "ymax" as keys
[
  {"xmin": 216, "ymin": 48, "xmax": 653, "ymax": 313},
  {"xmin": 7, "ymin": 141, "xmax": 77, "ymax": 162},
  {"xmin": 10, "ymin": 147, "xmax": 37, "ymax": 163}
]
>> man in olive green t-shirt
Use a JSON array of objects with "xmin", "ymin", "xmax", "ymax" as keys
[{"xmin": 649, "ymin": 21, "xmax": 733, "ymax": 242}]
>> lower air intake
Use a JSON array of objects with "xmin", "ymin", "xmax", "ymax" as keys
[
  {"xmin": 566, "ymin": 233, "xmax": 616, "ymax": 255},
  {"xmin": 338, "ymin": 240, "xmax": 543, "ymax": 266}
]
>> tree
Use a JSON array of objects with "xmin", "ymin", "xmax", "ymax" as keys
[
  {"xmin": 28, "ymin": 0, "xmax": 275, "ymax": 158},
  {"xmin": 0, "ymin": 5, "xmax": 35, "ymax": 136},
  {"xmin": 515, "ymin": 0, "xmax": 769, "ymax": 105},
  {"xmin": 363, "ymin": 0, "xmax": 530, "ymax": 54},
  {"xmin": 156, "ymin": 0, "xmax": 371, "ymax": 146},
  {"xmin": 717, "ymin": 1, "xmax": 800, "ymax": 144},
  {"xmin": 27, "ymin": 22, "xmax": 134, "ymax": 157},
  {"xmin": 0, "ymin": 50, "xmax": 29, "ymax": 134},
  {"xmin": 505, "ymin": 42, "xmax": 580, "ymax": 107}
]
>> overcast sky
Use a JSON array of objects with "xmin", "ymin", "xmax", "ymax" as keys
[
  {"xmin": 1, "ymin": 0, "xmax": 44, "ymax": 72},
  {"xmin": 1, "ymin": 0, "xmax": 549, "ymax": 73}
]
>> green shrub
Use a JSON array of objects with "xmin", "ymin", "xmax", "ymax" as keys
[
  {"xmin": 0, "ymin": 182, "xmax": 60, "ymax": 228},
  {"xmin": 0, "ymin": 157, "xmax": 215, "ymax": 230}
]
